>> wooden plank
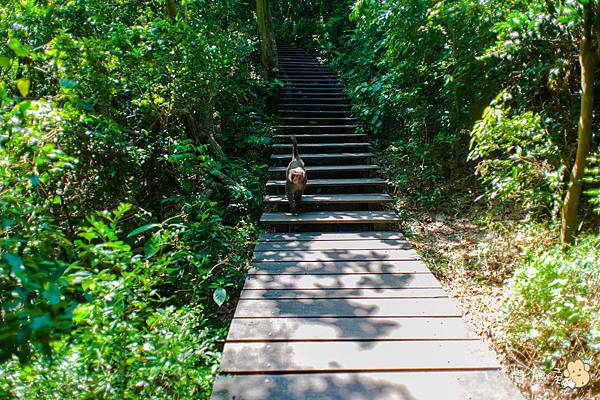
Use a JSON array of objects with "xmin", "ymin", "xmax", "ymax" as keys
[
  {"xmin": 273, "ymin": 142, "xmax": 369, "ymax": 149},
  {"xmin": 212, "ymin": 371, "xmax": 524, "ymax": 400},
  {"xmin": 260, "ymin": 211, "xmax": 400, "ymax": 225},
  {"xmin": 277, "ymin": 101, "xmax": 350, "ymax": 105},
  {"xmin": 279, "ymin": 92, "xmax": 344, "ymax": 95},
  {"xmin": 279, "ymin": 115, "xmax": 354, "ymax": 120},
  {"xmin": 234, "ymin": 298, "xmax": 457, "ymax": 318},
  {"xmin": 279, "ymin": 80, "xmax": 339, "ymax": 83},
  {"xmin": 274, "ymin": 134, "xmax": 364, "ymax": 139},
  {"xmin": 279, "ymin": 62, "xmax": 328, "ymax": 65},
  {"xmin": 248, "ymin": 260, "xmax": 429, "ymax": 275},
  {"xmin": 226, "ymin": 316, "xmax": 474, "ymax": 341},
  {"xmin": 277, "ymin": 125, "xmax": 358, "ymax": 130},
  {"xmin": 219, "ymin": 341, "xmax": 500, "ymax": 372},
  {"xmin": 282, "ymin": 80, "xmax": 339, "ymax": 83},
  {"xmin": 244, "ymin": 273, "xmax": 441, "ymax": 290},
  {"xmin": 266, "ymin": 178, "xmax": 387, "ymax": 188},
  {"xmin": 253, "ymin": 249, "xmax": 418, "ymax": 262},
  {"xmin": 279, "ymin": 66, "xmax": 332, "ymax": 69},
  {"xmin": 279, "ymin": 99, "xmax": 352, "ymax": 104},
  {"xmin": 281, "ymin": 87, "xmax": 344, "ymax": 91},
  {"xmin": 259, "ymin": 232, "xmax": 405, "ymax": 241},
  {"xmin": 264, "ymin": 194, "xmax": 392, "ymax": 205},
  {"xmin": 271, "ymin": 153, "xmax": 373, "ymax": 160},
  {"xmin": 280, "ymin": 72, "xmax": 337, "ymax": 75},
  {"xmin": 254, "ymin": 239, "xmax": 411, "ymax": 252},
  {"xmin": 281, "ymin": 83, "xmax": 343, "ymax": 86},
  {"xmin": 268, "ymin": 165, "xmax": 379, "ymax": 174},
  {"xmin": 280, "ymin": 91, "xmax": 348, "ymax": 95},
  {"xmin": 280, "ymin": 72, "xmax": 336, "ymax": 76},
  {"xmin": 240, "ymin": 288, "xmax": 447, "ymax": 299}
]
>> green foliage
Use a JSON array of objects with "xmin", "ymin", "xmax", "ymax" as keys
[
  {"xmin": 469, "ymin": 93, "xmax": 564, "ymax": 216},
  {"xmin": 273, "ymin": 0, "xmax": 353, "ymax": 56},
  {"xmin": 584, "ymin": 149, "xmax": 600, "ymax": 214},
  {"xmin": 501, "ymin": 235, "xmax": 600, "ymax": 370},
  {"xmin": 1, "ymin": 99, "xmax": 79, "ymax": 361},
  {"xmin": 276, "ymin": 0, "xmax": 513, "ymax": 201},
  {"xmin": 1, "ymin": 203, "xmax": 253, "ymax": 398},
  {"xmin": 385, "ymin": 138, "xmax": 444, "ymax": 206},
  {"xmin": 275, "ymin": 0, "xmax": 598, "ymax": 219},
  {"xmin": 1, "ymin": 0, "xmax": 271, "ymax": 397}
]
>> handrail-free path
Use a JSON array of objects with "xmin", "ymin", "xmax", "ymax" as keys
[{"xmin": 211, "ymin": 44, "xmax": 523, "ymax": 400}]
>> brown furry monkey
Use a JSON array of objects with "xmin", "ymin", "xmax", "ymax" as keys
[{"xmin": 285, "ymin": 135, "xmax": 307, "ymax": 213}]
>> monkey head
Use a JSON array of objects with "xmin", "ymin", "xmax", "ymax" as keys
[{"xmin": 288, "ymin": 167, "xmax": 306, "ymax": 184}]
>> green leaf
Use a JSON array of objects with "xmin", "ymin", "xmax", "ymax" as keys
[
  {"xmin": 2, "ymin": 218, "xmax": 16, "ymax": 228},
  {"xmin": 30, "ymin": 315, "xmax": 52, "ymax": 331},
  {"xmin": 64, "ymin": 270, "xmax": 92, "ymax": 285},
  {"xmin": 28, "ymin": 175, "xmax": 40, "ymax": 186},
  {"xmin": 144, "ymin": 231, "xmax": 162, "ymax": 258},
  {"xmin": 127, "ymin": 223, "xmax": 160, "ymax": 238},
  {"xmin": 43, "ymin": 282, "xmax": 61, "ymax": 305},
  {"xmin": 4, "ymin": 254, "xmax": 25, "ymax": 277},
  {"xmin": 16, "ymin": 78, "xmax": 30, "ymax": 97},
  {"xmin": 8, "ymin": 38, "xmax": 30, "ymax": 57},
  {"xmin": 213, "ymin": 287, "xmax": 227, "ymax": 307},
  {"xmin": 59, "ymin": 78, "xmax": 78, "ymax": 89},
  {"xmin": 0, "ymin": 56, "xmax": 10, "ymax": 68},
  {"xmin": 72, "ymin": 304, "xmax": 93, "ymax": 324}
]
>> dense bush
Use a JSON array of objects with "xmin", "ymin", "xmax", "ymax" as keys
[
  {"xmin": 1, "ymin": 203, "xmax": 254, "ymax": 398},
  {"xmin": 1, "ymin": 0, "xmax": 270, "ymax": 397},
  {"xmin": 585, "ymin": 149, "xmax": 600, "ymax": 214},
  {"xmin": 469, "ymin": 93, "xmax": 564, "ymax": 216},
  {"xmin": 501, "ymin": 236, "xmax": 600, "ymax": 370}
]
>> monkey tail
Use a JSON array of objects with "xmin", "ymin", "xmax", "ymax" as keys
[{"xmin": 292, "ymin": 135, "xmax": 299, "ymax": 159}]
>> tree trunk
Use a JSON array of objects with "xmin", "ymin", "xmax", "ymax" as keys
[
  {"xmin": 256, "ymin": 0, "xmax": 278, "ymax": 80},
  {"xmin": 182, "ymin": 110, "xmax": 226, "ymax": 160},
  {"xmin": 166, "ymin": 0, "xmax": 177, "ymax": 21},
  {"xmin": 561, "ymin": 1, "xmax": 597, "ymax": 245}
]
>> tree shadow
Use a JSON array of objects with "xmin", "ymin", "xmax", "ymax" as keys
[{"xmin": 212, "ymin": 370, "xmax": 523, "ymax": 399}]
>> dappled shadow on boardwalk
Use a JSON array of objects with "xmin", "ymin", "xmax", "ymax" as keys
[
  {"xmin": 212, "ymin": 371, "xmax": 522, "ymax": 400},
  {"xmin": 213, "ymin": 238, "xmax": 523, "ymax": 399},
  {"xmin": 232, "ymin": 247, "xmax": 455, "ymax": 350}
]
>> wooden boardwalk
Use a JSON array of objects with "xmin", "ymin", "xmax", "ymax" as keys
[{"xmin": 212, "ymin": 45, "xmax": 522, "ymax": 399}]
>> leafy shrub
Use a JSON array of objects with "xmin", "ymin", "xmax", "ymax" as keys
[
  {"xmin": 584, "ymin": 149, "xmax": 600, "ymax": 215},
  {"xmin": 385, "ymin": 138, "xmax": 444, "ymax": 206},
  {"xmin": 469, "ymin": 94, "xmax": 564, "ymax": 216},
  {"xmin": 1, "ymin": 0, "xmax": 270, "ymax": 397},
  {"xmin": 0, "ymin": 99, "xmax": 79, "ymax": 361},
  {"xmin": 500, "ymin": 235, "xmax": 600, "ymax": 370},
  {"xmin": 1, "ymin": 200, "xmax": 255, "ymax": 399}
]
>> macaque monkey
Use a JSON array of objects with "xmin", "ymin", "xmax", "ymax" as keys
[{"xmin": 285, "ymin": 135, "xmax": 307, "ymax": 213}]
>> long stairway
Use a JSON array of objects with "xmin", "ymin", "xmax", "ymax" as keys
[
  {"xmin": 262, "ymin": 43, "xmax": 399, "ymax": 231},
  {"xmin": 211, "ymin": 44, "xmax": 523, "ymax": 399}
]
